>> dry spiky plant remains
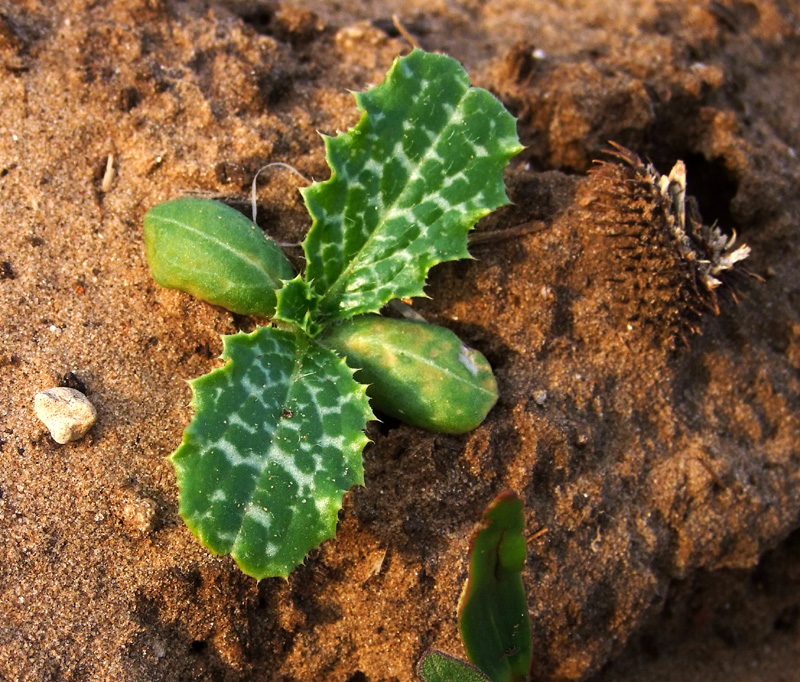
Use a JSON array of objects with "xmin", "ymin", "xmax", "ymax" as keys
[{"xmin": 590, "ymin": 143, "xmax": 750, "ymax": 348}]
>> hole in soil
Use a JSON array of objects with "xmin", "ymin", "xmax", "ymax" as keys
[
  {"xmin": 774, "ymin": 604, "xmax": 800, "ymax": 632},
  {"xmin": 680, "ymin": 153, "xmax": 738, "ymax": 230},
  {"xmin": 235, "ymin": 8, "xmax": 274, "ymax": 36},
  {"xmin": 649, "ymin": 149, "xmax": 739, "ymax": 231},
  {"xmin": 346, "ymin": 673, "xmax": 368, "ymax": 682},
  {"xmin": 370, "ymin": 17, "xmax": 429, "ymax": 39},
  {"xmin": 367, "ymin": 412, "xmax": 402, "ymax": 438},
  {"xmin": 57, "ymin": 371, "xmax": 86, "ymax": 393},
  {"xmin": 189, "ymin": 640, "xmax": 208, "ymax": 654}
]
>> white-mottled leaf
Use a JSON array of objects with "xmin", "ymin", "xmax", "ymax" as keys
[
  {"xmin": 171, "ymin": 327, "xmax": 373, "ymax": 579},
  {"xmin": 275, "ymin": 49, "xmax": 522, "ymax": 334}
]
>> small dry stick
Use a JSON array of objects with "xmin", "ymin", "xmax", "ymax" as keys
[
  {"xmin": 469, "ymin": 219, "xmax": 548, "ymax": 246},
  {"xmin": 692, "ymin": 454, "xmax": 727, "ymax": 490},
  {"xmin": 392, "ymin": 14, "xmax": 421, "ymax": 49},
  {"xmin": 527, "ymin": 526, "xmax": 549, "ymax": 542},
  {"xmin": 101, "ymin": 153, "xmax": 115, "ymax": 193},
  {"xmin": 387, "ymin": 299, "xmax": 428, "ymax": 322}
]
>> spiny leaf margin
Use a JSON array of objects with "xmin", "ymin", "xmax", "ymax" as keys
[
  {"xmin": 171, "ymin": 326, "xmax": 374, "ymax": 579},
  {"xmin": 278, "ymin": 49, "xmax": 522, "ymax": 334}
]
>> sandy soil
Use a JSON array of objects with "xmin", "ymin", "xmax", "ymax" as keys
[{"xmin": 2, "ymin": 1, "xmax": 800, "ymax": 681}]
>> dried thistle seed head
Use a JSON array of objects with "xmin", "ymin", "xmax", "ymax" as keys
[
  {"xmin": 602, "ymin": 144, "xmax": 750, "ymax": 290},
  {"xmin": 587, "ymin": 144, "xmax": 750, "ymax": 348}
]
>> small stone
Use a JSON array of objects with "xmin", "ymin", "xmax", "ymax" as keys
[
  {"xmin": 120, "ymin": 497, "xmax": 156, "ymax": 534},
  {"xmin": 34, "ymin": 387, "xmax": 97, "ymax": 444}
]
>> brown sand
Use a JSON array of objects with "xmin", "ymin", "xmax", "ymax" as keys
[{"xmin": 2, "ymin": 1, "xmax": 800, "ymax": 680}]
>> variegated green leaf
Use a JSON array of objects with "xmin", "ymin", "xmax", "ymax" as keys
[
  {"xmin": 273, "ymin": 275, "xmax": 316, "ymax": 332},
  {"xmin": 171, "ymin": 326, "xmax": 373, "ymax": 579},
  {"xmin": 278, "ymin": 49, "xmax": 522, "ymax": 334}
]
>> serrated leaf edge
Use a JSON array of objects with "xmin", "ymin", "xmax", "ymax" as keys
[
  {"xmin": 171, "ymin": 326, "xmax": 375, "ymax": 580},
  {"xmin": 300, "ymin": 49, "xmax": 522, "ymax": 328}
]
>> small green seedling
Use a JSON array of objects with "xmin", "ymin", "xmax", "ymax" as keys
[
  {"xmin": 143, "ymin": 49, "xmax": 521, "ymax": 579},
  {"xmin": 417, "ymin": 492, "xmax": 532, "ymax": 682}
]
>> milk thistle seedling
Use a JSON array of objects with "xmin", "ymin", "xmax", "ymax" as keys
[{"xmin": 143, "ymin": 49, "xmax": 522, "ymax": 579}]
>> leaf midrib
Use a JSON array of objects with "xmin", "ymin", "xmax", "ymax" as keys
[
  {"xmin": 228, "ymin": 332, "xmax": 311, "ymax": 554},
  {"xmin": 157, "ymin": 214, "xmax": 285, "ymax": 290},
  {"xmin": 393, "ymin": 342, "xmax": 495, "ymax": 397}
]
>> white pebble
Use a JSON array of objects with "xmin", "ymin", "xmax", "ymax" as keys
[{"xmin": 34, "ymin": 387, "xmax": 97, "ymax": 444}]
